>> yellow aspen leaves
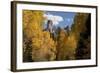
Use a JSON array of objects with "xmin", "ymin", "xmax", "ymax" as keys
[{"xmin": 23, "ymin": 10, "xmax": 56, "ymax": 61}]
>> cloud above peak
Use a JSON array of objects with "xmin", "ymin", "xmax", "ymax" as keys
[{"xmin": 43, "ymin": 13, "xmax": 63, "ymax": 25}]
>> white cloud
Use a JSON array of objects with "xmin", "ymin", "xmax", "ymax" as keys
[{"xmin": 43, "ymin": 13, "xmax": 63, "ymax": 25}]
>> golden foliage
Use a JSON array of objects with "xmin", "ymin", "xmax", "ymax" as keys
[
  {"xmin": 23, "ymin": 11, "xmax": 90, "ymax": 62},
  {"xmin": 23, "ymin": 10, "xmax": 44, "ymax": 39},
  {"xmin": 57, "ymin": 29, "xmax": 77, "ymax": 60},
  {"xmin": 23, "ymin": 10, "xmax": 56, "ymax": 61},
  {"xmin": 67, "ymin": 34, "xmax": 77, "ymax": 49}
]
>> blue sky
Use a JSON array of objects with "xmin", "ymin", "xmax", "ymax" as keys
[{"xmin": 43, "ymin": 11, "xmax": 76, "ymax": 29}]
